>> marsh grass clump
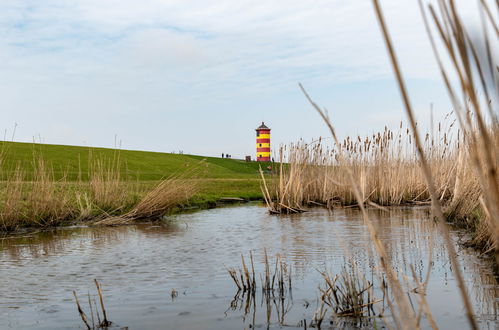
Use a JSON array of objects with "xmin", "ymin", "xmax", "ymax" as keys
[
  {"xmin": 319, "ymin": 266, "xmax": 382, "ymax": 318},
  {"xmin": 226, "ymin": 251, "xmax": 293, "ymax": 328},
  {"xmin": 227, "ymin": 252, "xmax": 257, "ymax": 293},
  {"xmin": 227, "ymin": 250, "xmax": 292, "ymax": 297},
  {"xmin": 94, "ymin": 164, "xmax": 202, "ymax": 225},
  {"xmin": 126, "ymin": 177, "xmax": 198, "ymax": 220}
]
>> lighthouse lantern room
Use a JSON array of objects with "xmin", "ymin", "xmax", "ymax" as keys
[{"xmin": 255, "ymin": 122, "xmax": 271, "ymax": 162}]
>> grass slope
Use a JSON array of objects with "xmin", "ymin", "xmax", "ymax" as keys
[
  {"xmin": 0, "ymin": 141, "xmax": 267, "ymax": 180},
  {"xmin": 0, "ymin": 141, "xmax": 270, "ymax": 202}
]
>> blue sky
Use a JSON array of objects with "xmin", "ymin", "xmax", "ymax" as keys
[{"xmin": 0, "ymin": 0, "xmax": 487, "ymax": 158}]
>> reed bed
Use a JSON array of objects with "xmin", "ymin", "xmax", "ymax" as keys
[
  {"xmin": 263, "ymin": 90, "xmax": 496, "ymax": 255},
  {"xmin": 268, "ymin": 1, "xmax": 497, "ymax": 329},
  {"xmin": 371, "ymin": 2, "xmax": 497, "ymax": 327},
  {"xmin": 262, "ymin": 1, "xmax": 498, "ymax": 260},
  {"xmin": 0, "ymin": 151, "xmax": 199, "ymax": 231},
  {"xmin": 262, "ymin": 119, "xmax": 465, "ymax": 214}
]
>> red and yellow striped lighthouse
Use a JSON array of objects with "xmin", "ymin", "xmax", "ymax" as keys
[{"xmin": 256, "ymin": 122, "xmax": 271, "ymax": 162}]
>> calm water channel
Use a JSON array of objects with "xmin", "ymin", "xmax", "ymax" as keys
[{"xmin": 0, "ymin": 204, "xmax": 497, "ymax": 329}]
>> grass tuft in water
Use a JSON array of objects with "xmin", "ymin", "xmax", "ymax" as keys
[{"xmin": 73, "ymin": 279, "xmax": 112, "ymax": 330}]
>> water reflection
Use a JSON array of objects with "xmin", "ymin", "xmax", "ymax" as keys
[
  {"xmin": 0, "ymin": 221, "xmax": 186, "ymax": 260},
  {"xmin": 0, "ymin": 205, "xmax": 497, "ymax": 329},
  {"xmin": 226, "ymin": 288, "xmax": 295, "ymax": 328}
]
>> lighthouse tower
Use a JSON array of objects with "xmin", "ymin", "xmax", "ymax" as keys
[{"xmin": 256, "ymin": 122, "xmax": 271, "ymax": 162}]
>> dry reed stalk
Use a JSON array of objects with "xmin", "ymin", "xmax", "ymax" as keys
[
  {"xmin": 259, "ymin": 166, "xmax": 279, "ymax": 213},
  {"xmin": 94, "ymin": 279, "xmax": 110, "ymax": 327},
  {"xmin": 311, "ymin": 299, "xmax": 327, "ymax": 328},
  {"xmin": 299, "ymin": 83, "xmax": 418, "ymax": 328},
  {"xmin": 73, "ymin": 280, "xmax": 112, "ymax": 329},
  {"xmin": 73, "ymin": 290, "xmax": 91, "ymax": 330},
  {"xmin": 227, "ymin": 267, "xmax": 243, "ymax": 291},
  {"xmin": 87, "ymin": 292, "xmax": 95, "ymax": 328},
  {"xmin": 250, "ymin": 251, "xmax": 256, "ymax": 289},
  {"xmin": 371, "ymin": 0, "xmax": 482, "ymax": 328},
  {"xmin": 421, "ymin": 0, "xmax": 499, "ymax": 257}
]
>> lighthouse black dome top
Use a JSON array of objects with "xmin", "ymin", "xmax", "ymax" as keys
[{"xmin": 256, "ymin": 122, "xmax": 270, "ymax": 130}]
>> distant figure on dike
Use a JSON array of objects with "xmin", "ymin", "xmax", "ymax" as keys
[{"xmin": 222, "ymin": 153, "xmax": 224, "ymax": 158}]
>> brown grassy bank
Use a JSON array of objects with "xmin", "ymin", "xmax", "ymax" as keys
[
  {"xmin": 0, "ymin": 153, "xmax": 202, "ymax": 232},
  {"xmin": 0, "ymin": 140, "xmax": 268, "ymax": 232},
  {"xmin": 262, "ymin": 121, "xmax": 497, "ymax": 251}
]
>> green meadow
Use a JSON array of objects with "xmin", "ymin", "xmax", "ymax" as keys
[
  {"xmin": 0, "ymin": 141, "xmax": 267, "ymax": 180},
  {"xmin": 0, "ymin": 141, "xmax": 269, "ymax": 231}
]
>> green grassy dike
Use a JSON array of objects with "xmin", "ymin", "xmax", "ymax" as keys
[
  {"xmin": 0, "ymin": 141, "xmax": 269, "ymax": 180},
  {"xmin": 0, "ymin": 141, "xmax": 269, "ymax": 232}
]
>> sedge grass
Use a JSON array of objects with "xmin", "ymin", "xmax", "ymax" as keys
[{"xmin": 0, "ymin": 151, "xmax": 200, "ymax": 230}]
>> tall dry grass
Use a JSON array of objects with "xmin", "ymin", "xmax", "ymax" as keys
[
  {"xmin": 88, "ymin": 152, "xmax": 134, "ymax": 213},
  {"xmin": 376, "ymin": 0, "xmax": 498, "ymax": 262},
  {"xmin": 95, "ymin": 164, "xmax": 202, "ymax": 225},
  {"xmin": 0, "ymin": 156, "xmax": 73, "ymax": 231},
  {"xmin": 260, "ymin": 1, "xmax": 497, "ymax": 328},
  {"xmin": 25, "ymin": 157, "xmax": 73, "ymax": 226},
  {"xmin": 262, "ymin": 120, "xmax": 464, "ymax": 213},
  {"xmin": 127, "ymin": 178, "xmax": 198, "ymax": 219},
  {"xmin": 0, "ymin": 150, "xmax": 199, "ymax": 231}
]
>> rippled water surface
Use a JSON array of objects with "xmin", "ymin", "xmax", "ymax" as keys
[{"xmin": 0, "ymin": 204, "xmax": 497, "ymax": 329}]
